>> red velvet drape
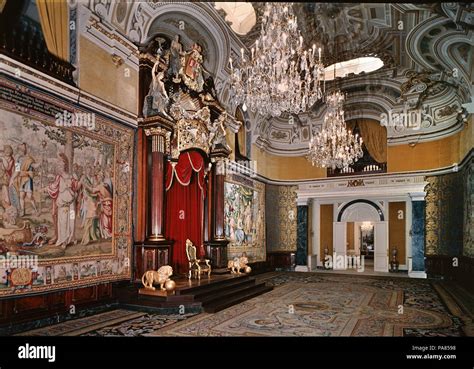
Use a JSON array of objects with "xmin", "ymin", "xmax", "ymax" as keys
[
  {"xmin": 165, "ymin": 151, "xmax": 207, "ymax": 275},
  {"xmin": 166, "ymin": 151, "xmax": 206, "ymax": 197}
]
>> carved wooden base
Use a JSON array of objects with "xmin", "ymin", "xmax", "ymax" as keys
[
  {"xmin": 267, "ymin": 251, "xmax": 296, "ymax": 270},
  {"xmin": 138, "ymin": 288, "xmax": 175, "ymax": 297},
  {"xmin": 204, "ymin": 240, "xmax": 229, "ymax": 269},
  {"xmin": 426, "ymin": 255, "xmax": 474, "ymax": 293},
  {"xmin": 134, "ymin": 241, "xmax": 173, "ymax": 282}
]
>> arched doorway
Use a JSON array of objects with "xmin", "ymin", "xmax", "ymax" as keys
[{"xmin": 334, "ymin": 200, "xmax": 388, "ymax": 272}]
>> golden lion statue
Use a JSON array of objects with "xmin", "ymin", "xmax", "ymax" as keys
[
  {"xmin": 141, "ymin": 265, "xmax": 173, "ymax": 291},
  {"xmin": 228, "ymin": 252, "xmax": 249, "ymax": 274}
]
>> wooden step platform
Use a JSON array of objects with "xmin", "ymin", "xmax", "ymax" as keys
[{"xmin": 120, "ymin": 273, "xmax": 272, "ymax": 313}]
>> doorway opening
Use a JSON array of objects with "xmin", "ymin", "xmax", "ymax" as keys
[{"xmin": 330, "ymin": 200, "xmax": 388, "ymax": 274}]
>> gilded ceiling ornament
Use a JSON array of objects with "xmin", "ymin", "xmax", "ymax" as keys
[
  {"xmin": 178, "ymin": 43, "xmax": 205, "ymax": 92},
  {"xmin": 400, "ymin": 70, "xmax": 454, "ymax": 109},
  {"xmin": 140, "ymin": 35, "xmax": 234, "ymax": 158},
  {"xmin": 208, "ymin": 111, "xmax": 229, "ymax": 150},
  {"xmin": 111, "ymin": 54, "xmax": 124, "ymax": 67}
]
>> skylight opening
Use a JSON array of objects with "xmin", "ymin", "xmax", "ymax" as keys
[
  {"xmin": 324, "ymin": 57, "xmax": 384, "ymax": 80},
  {"xmin": 214, "ymin": 2, "xmax": 256, "ymax": 35}
]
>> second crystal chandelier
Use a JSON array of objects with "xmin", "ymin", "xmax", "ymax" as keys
[
  {"xmin": 229, "ymin": 3, "xmax": 325, "ymax": 118},
  {"xmin": 307, "ymin": 91, "xmax": 364, "ymax": 169}
]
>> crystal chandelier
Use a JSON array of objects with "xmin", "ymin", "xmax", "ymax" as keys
[
  {"xmin": 307, "ymin": 91, "xmax": 363, "ymax": 169},
  {"xmin": 229, "ymin": 3, "xmax": 325, "ymax": 118},
  {"xmin": 361, "ymin": 222, "xmax": 373, "ymax": 231}
]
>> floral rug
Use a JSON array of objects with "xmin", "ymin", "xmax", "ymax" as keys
[{"xmin": 148, "ymin": 272, "xmax": 463, "ymax": 337}]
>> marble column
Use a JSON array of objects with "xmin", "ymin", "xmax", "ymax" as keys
[
  {"xmin": 295, "ymin": 198, "xmax": 310, "ymax": 272},
  {"xmin": 410, "ymin": 197, "xmax": 426, "ymax": 278},
  {"xmin": 134, "ymin": 125, "xmax": 172, "ymax": 281},
  {"xmin": 204, "ymin": 156, "xmax": 229, "ymax": 269},
  {"xmin": 296, "ymin": 205, "xmax": 308, "ymax": 266},
  {"xmin": 145, "ymin": 128, "xmax": 167, "ymax": 241},
  {"xmin": 212, "ymin": 158, "xmax": 226, "ymax": 241},
  {"xmin": 311, "ymin": 199, "xmax": 320, "ymax": 268}
]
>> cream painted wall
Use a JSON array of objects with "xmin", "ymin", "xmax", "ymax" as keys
[
  {"xmin": 388, "ymin": 120, "xmax": 473, "ymax": 172},
  {"xmin": 78, "ymin": 36, "xmax": 138, "ymax": 115},
  {"xmin": 387, "ymin": 133, "xmax": 460, "ymax": 172},
  {"xmin": 459, "ymin": 115, "xmax": 473, "ymax": 161},
  {"xmin": 252, "ymin": 144, "xmax": 327, "ymax": 180}
]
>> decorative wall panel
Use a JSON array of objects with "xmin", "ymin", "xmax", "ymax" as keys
[
  {"xmin": 463, "ymin": 156, "xmax": 473, "ymax": 257},
  {"xmin": 388, "ymin": 202, "xmax": 406, "ymax": 264},
  {"xmin": 425, "ymin": 171, "xmax": 464, "ymax": 256},
  {"xmin": 0, "ymin": 76, "xmax": 134, "ymax": 297},
  {"xmin": 265, "ymin": 185, "xmax": 297, "ymax": 252},
  {"xmin": 320, "ymin": 204, "xmax": 334, "ymax": 262},
  {"xmin": 224, "ymin": 174, "xmax": 265, "ymax": 262}
]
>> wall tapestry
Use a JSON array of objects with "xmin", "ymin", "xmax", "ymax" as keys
[
  {"xmin": 224, "ymin": 174, "xmax": 265, "ymax": 262},
  {"xmin": 0, "ymin": 76, "xmax": 134, "ymax": 296}
]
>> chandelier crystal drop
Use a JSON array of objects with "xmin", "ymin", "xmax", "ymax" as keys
[
  {"xmin": 307, "ymin": 91, "xmax": 364, "ymax": 169},
  {"xmin": 229, "ymin": 2, "xmax": 325, "ymax": 118}
]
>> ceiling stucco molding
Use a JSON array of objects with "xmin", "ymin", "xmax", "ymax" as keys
[
  {"xmin": 249, "ymin": 4, "xmax": 472, "ymax": 156},
  {"xmin": 82, "ymin": 1, "xmax": 247, "ymax": 115},
  {"xmin": 131, "ymin": 3, "xmax": 230, "ymax": 74},
  {"xmin": 78, "ymin": 3, "xmax": 139, "ymax": 69},
  {"xmin": 77, "ymin": 2, "xmax": 471, "ymax": 156},
  {"xmin": 405, "ymin": 10, "xmax": 473, "ymax": 100},
  {"xmin": 296, "ymin": 173, "xmax": 429, "ymax": 202},
  {"xmin": 251, "ymin": 65, "xmax": 467, "ymax": 155}
]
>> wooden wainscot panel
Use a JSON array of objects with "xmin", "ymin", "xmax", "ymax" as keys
[
  {"xmin": 134, "ymin": 244, "xmax": 171, "ymax": 281},
  {"xmin": 72, "ymin": 286, "xmax": 98, "ymax": 304},
  {"xmin": 48, "ymin": 291, "xmax": 66, "ymax": 308},
  {"xmin": 426, "ymin": 255, "xmax": 474, "ymax": 294},
  {"xmin": 97, "ymin": 283, "xmax": 113, "ymax": 299},
  {"xmin": 13, "ymin": 295, "xmax": 48, "ymax": 314},
  {"xmin": 267, "ymin": 251, "xmax": 295, "ymax": 269},
  {"xmin": 0, "ymin": 300, "xmax": 8, "ymax": 320}
]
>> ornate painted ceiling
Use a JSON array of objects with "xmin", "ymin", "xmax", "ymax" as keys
[{"xmin": 81, "ymin": 1, "xmax": 473, "ymax": 156}]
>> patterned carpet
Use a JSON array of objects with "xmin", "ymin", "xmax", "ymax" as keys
[
  {"xmin": 16, "ymin": 272, "xmax": 464, "ymax": 337},
  {"xmin": 16, "ymin": 308, "xmax": 199, "ymax": 337},
  {"xmin": 16, "ymin": 309, "xmax": 147, "ymax": 336},
  {"xmin": 150, "ymin": 272, "xmax": 463, "ymax": 337},
  {"xmin": 82, "ymin": 313, "xmax": 198, "ymax": 336}
]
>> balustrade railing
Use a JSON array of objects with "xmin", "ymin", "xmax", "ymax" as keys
[{"xmin": 0, "ymin": 16, "xmax": 75, "ymax": 85}]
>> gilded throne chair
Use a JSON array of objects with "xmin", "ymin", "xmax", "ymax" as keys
[{"xmin": 185, "ymin": 239, "xmax": 211, "ymax": 280}]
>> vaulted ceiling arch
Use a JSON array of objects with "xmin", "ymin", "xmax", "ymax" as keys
[{"xmin": 80, "ymin": 2, "xmax": 473, "ymax": 156}]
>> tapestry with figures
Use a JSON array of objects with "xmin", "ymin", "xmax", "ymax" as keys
[
  {"xmin": 224, "ymin": 174, "xmax": 265, "ymax": 263},
  {"xmin": 0, "ymin": 78, "xmax": 134, "ymax": 296}
]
